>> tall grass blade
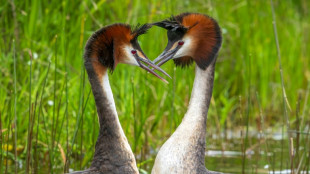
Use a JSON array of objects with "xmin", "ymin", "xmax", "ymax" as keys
[
  {"xmin": 26, "ymin": 48, "xmax": 33, "ymax": 174},
  {"xmin": 242, "ymin": 53, "xmax": 251, "ymax": 174},
  {"xmin": 290, "ymin": 137, "xmax": 294, "ymax": 174},
  {"xmin": 5, "ymin": 128, "xmax": 9, "ymax": 174},
  {"xmin": 295, "ymin": 95, "xmax": 301, "ymax": 168},
  {"xmin": 13, "ymin": 39, "xmax": 18, "ymax": 174},
  {"xmin": 51, "ymin": 35, "xmax": 58, "ymax": 168},
  {"xmin": 5, "ymin": 100, "xmax": 12, "ymax": 174},
  {"xmin": 26, "ymin": 103, "xmax": 35, "ymax": 173},
  {"xmin": 80, "ymin": 92, "xmax": 84, "ymax": 170},
  {"xmin": 131, "ymin": 77, "xmax": 137, "ymax": 154},
  {"xmin": 270, "ymin": 0, "xmax": 292, "ymax": 168},
  {"xmin": 64, "ymin": 44, "xmax": 69, "ymax": 173},
  {"xmin": 0, "ymin": 112, "xmax": 2, "ymax": 174},
  {"xmin": 33, "ymin": 92, "xmax": 39, "ymax": 174},
  {"xmin": 64, "ymin": 74, "xmax": 69, "ymax": 173}
]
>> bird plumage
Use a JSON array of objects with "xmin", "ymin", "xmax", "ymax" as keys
[
  {"xmin": 151, "ymin": 13, "xmax": 223, "ymax": 174},
  {"xmin": 71, "ymin": 23, "xmax": 168, "ymax": 174}
]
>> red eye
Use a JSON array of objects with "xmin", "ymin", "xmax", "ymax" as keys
[
  {"xmin": 178, "ymin": 41, "xmax": 184, "ymax": 45},
  {"xmin": 131, "ymin": 50, "xmax": 137, "ymax": 54}
]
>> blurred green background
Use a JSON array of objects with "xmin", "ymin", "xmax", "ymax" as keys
[{"xmin": 1, "ymin": 0, "xmax": 309, "ymax": 173}]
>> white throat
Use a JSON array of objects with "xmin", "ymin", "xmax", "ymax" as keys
[
  {"xmin": 102, "ymin": 73, "xmax": 117, "ymax": 115},
  {"xmin": 152, "ymin": 63, "xmax": 215, "ymax": 174},
  {"xmin": 101, "ymin": 73, "xmax": 130, "ymax": 142}
]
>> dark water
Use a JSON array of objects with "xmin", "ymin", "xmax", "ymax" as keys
[{"xmin": 204, "ymin": 131, "xmax": 310, "ymax": 174}]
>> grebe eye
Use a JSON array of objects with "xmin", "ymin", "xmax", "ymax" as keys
[
  {"xmin": 131, "ymin": 50, "xmax": 137, "ymax": 54},
  {"xmin": 178, "ymin": 41, "xmax": 184, "ymax": 45}
]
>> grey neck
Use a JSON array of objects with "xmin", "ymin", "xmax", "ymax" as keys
[
  {"xmin": 181, "ymin": 60, "xmax": 215, "ymax": 161},
  {"xmin": 85, "ymin": 61, "xmax": 138, "ymax": 173},
  {"xmin": 184, "ymin": 60, "xmax": 215, "ymax": 123}
]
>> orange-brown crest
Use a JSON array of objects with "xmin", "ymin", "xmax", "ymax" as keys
[
  {"xmin": 181, "ymin": 14, "xmax": 221, "ymax": 69},
  {"xmin": 84, "ymin": 23, "xmax": 150, "ymax": 76}
]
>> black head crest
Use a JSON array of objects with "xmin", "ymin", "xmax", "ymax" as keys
[
  {"xmin": 152, "ymin": 16, "xmax": 188, "ymax": 32},
  {"xmin": 131, "ymin": 24, "xmax": 152, "ymax": 41}
]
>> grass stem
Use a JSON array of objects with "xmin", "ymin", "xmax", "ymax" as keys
[
  {"xmin": 270, "ymin": 0, "xmax": 292, "ymax": 168},
  {"xmin": 13, "ymin": 39, "xmax": 18, "ymax": 174},
  {"xmin": 26, "ymin": 48, "xmax": 33, "ymax": 174}
]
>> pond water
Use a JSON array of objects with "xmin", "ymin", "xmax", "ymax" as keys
[
  {"xmin": 3, "ymin": 130, "xmax": 309, "ymax": 173},
  {"xmin": 204, "ymin": 130, "xmax": 309, "ymax": 174}
]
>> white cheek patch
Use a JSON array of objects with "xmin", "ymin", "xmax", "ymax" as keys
[
  {"xmin": 173, "ymin": 37, "xmax": 193, "ymax": 58},
  {"xmin": 122, "ymin": 45, "xmax": 139, "ymax": 66}
]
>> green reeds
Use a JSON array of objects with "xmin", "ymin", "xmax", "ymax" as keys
[{"xmin": 0, "ymin": 0, "xmax": 309, "ymax": 173}]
